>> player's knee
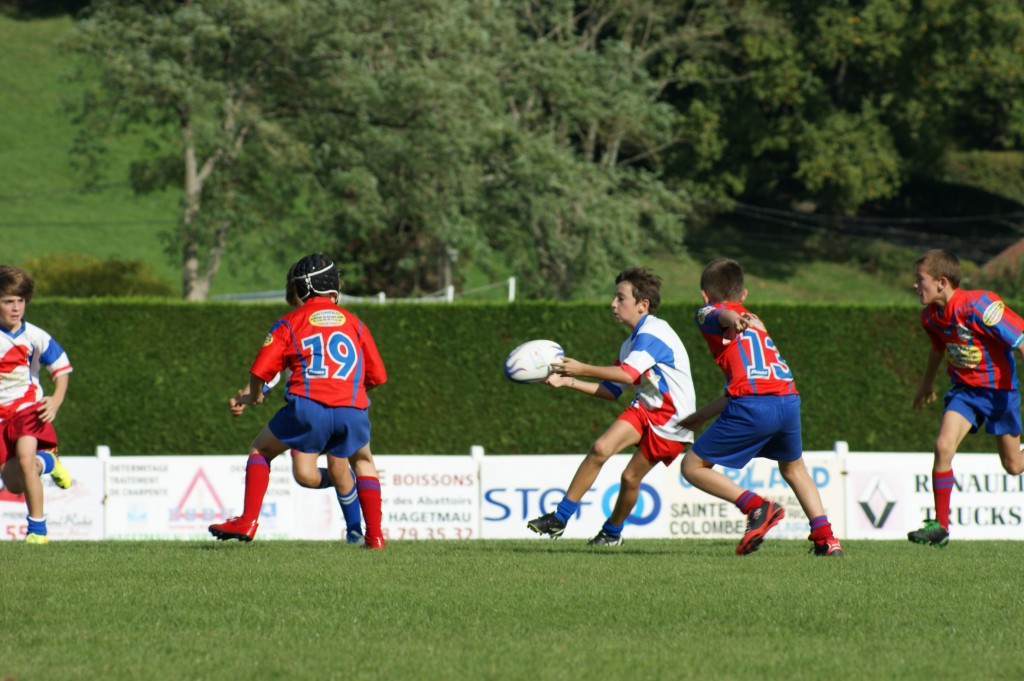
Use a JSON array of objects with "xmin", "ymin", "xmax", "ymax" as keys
[
  {"xmin": 587, "ymin": 441, "xmax": 615, "ymax": 464},
  {"xmin": 1002, "ymin": 458, "xmax": 1024, "ymax": 476},
  {"xmin": 933, "ymin": 433, "xmax": 959, "ymax": 457},
  {"xmin": 293, "ymin": 470, "xmax": 321, "ymax": 488}
]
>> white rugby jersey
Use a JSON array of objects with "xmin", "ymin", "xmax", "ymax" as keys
[
  {"xmin": 599, "ymin": 314, "xmax": 696, "ymax": 443},
  {"xmin": 0, "ymin": 321, "xmax": 73, "ymax": 415}
]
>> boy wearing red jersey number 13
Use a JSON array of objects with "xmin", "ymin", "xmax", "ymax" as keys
[
  {"xmin": 681, "ymin": 258, "xmax": 843, "ymax": 557},
  {"xmin": 909, "ymin": 248, "xmax": 1024, "ymax": 548},
  {"xmin": 209, "ymin": 254, "xmax": 388, "ymax": 548}
]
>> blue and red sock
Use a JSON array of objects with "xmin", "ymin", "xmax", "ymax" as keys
[
  {"xmin": 356, "ymin": 476, "xmax": 383, "ymax": 539},
  {"xmin": 242, "ymin": 453, "xmax": 270, "ymax": 522},
  {"xmin": 809, "ymin": 515, "xmax": 833, "ymax": 542},
  {"xmin": 735, "ymin": 490, "xmax": 765, "ymax": 515},
  {"xmin": 933, "ymin": 469, "xmax": 955, "ymax": 530}
]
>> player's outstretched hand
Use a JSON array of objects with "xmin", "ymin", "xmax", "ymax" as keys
[
  {"xmin": 551, "ymin": 357, "xmax": 583, "ymax": 377},
  {"xmin": 229, "ymin": 388, "xmax": 251, "ymax": 416},
  {"xmin": 912, "ymin": 385, "xmax": 936, "ymax": 409},
  {"xmin": 544, "ymin": 372, "xmax": 573, "ymax": 388}
]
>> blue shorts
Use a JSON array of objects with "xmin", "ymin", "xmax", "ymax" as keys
[
  {"xmin": 268, "ymin": 394, "xmax": 371, "ymax": 458},
  {"xmin": 691, "ymin": 394, "xmax": 802, "ymax": 469},
  {"xmin": 944, "ymin": 385, "xmax": 1022, "ymax": 436}
]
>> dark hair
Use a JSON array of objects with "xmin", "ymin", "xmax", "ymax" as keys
[
  {"xmin": 284, "ymin": 263, "xmax": 301, "ymax": 307},
  {"xmin": 0, "ymin": 265, "xmax": 35, "ymax": 303},
  {"xmin": 615, "ymin": 267, "xmax": 662, "ymax": 311},
  {"xmin": 916, "ymin": 249, "xmax": 961, "ymax": 288},
  {"xmin": 290, "ymin": 254, "xmax": 339, "ymax": 301},
  {"xmin": 700, "ymin": 258, "xmax": 745, "ymax": 302}
]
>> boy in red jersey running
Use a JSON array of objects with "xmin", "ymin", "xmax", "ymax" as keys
[
  {"xmin": 209, "ymin": 254, "xmax": 388, "ymax": 548},
  {"xmin": 225, "ymin": 267, "xmax": 365, "ymax": 544},
  {"xmin": 909, "ymin": 248, "xmax": 1024, "ymax": 547},
  {"xmin": 0, "ymin": 265, "xmax": 74, "ymax": 544},
  {"xmin": 681, "ymin": 258, "xmax": 843, "ymax": 557}
]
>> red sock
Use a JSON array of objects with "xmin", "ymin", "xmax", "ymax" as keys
[
  {"xmin": 933, "ymin": 469, "xmax": 954, "ymax": 530},
  {"xmin": 735, "ymin": 490, "xmax": 765, "ymax": 514},
  {"xmin": 357, "ymin": 476, "xmax": 383, "ymax": 538},
  {"xmin": 242, "ymin": 454, "xmax": 271, "ymax": 521}
]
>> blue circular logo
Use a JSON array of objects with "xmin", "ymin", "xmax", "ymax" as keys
[{"xmin": 601, "ymin": 482, "xmax": 661, "ymax": 526}]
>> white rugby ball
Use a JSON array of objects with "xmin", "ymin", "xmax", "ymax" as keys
[{"xmin": 504, "ymin": 339, "xmax": 564, "ymax": 384}]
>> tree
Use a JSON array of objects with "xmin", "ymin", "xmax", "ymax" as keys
[
  {"xmin": 303, "ymin": 0, "xmax": 703, "ymax": 299},
  {"xmin": 64, "ymin": 0, "xmax": 342, "ymax": 300}
]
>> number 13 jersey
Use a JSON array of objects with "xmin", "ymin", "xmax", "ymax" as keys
[
  {"xmin": 250, "ymin": 297, "xmax": 387, "ymax": 408},
  {"xmin": 695, "ymin": 302, "xmax": 796, "ymax": 397}
]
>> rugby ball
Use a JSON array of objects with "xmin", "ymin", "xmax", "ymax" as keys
[{"xmin": 504, "ymin": 339, "xmax": 564, "ymax": 384}]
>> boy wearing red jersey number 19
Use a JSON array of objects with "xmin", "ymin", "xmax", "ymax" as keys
[
  {"xmin": 909, "ymin": 248, "xmax": 1024, "ymax": 548},
  {"xmin": 209, "ymin": 254, "xmax": 388, "ymax": 548}
]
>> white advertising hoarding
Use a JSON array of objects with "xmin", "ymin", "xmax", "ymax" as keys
[
  {"xmin": 480, "ymin": 452, "xmax": 844, "ymax": 542},
  {"xmin": 101, "ymin": 454, "xmax": 480, "ymax": 541},
  {"xmin": 845, "ymin": 452, "xmax": 1024, "ymax": 540},
  {"xmin": 4, "ymin": 445, "xmax": 1021, "ymax": 541},
  {"xmin": 0, "ymin": 456, "xmax": 104, "ymax": 541}
]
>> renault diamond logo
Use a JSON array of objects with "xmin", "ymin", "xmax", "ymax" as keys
[{"xmin": 859, "ymin": 475, "xmax": 896, "ymax": 528}]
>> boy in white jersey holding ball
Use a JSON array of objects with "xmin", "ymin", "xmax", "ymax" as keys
[
  {"xmin": 527, "ymin": 267, "xmax": 696, "ymax": 546},
  {"xmin": 0, "ymin": 265, "xmax": 73, "ymax": 544}
]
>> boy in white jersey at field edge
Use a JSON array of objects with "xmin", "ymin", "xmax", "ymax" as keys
[
  {"xmin": 0, "ymin": 265, "xmax": 73, "ymax": 544},
  {"xmin": 527, "ymin": 267, "xmax": 696, "ymax": 546},
  {"xmin": 681, "ymin": 258, "xmax": 843, "ymax": 557}
]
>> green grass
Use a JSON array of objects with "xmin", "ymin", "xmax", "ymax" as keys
[{"xmin": 2, "ymin": 539, "xmax": 1021, "ymax": 680}]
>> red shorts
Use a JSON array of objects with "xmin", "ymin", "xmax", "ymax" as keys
[
  {"xmin": 0, "ymin": 407, "xmax": 58, "ymax": 466},
  {"xmin": 618, "ymin": 405, "xmax": 688, "ymax": 466}
]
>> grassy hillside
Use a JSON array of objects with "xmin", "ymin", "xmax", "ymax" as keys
[{"xmin": 0, "ymin": 14, "xmax": 282, "ymax": 296}]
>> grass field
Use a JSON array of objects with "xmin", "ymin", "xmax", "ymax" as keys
[{"xmin": 2, "ymin": 539, "xmax": 1022, "ymax": 680}]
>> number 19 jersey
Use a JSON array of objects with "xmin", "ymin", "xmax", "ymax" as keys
[
  {"xmin": 250, "ymin": 297, "xmax": 387, "ymax": 408},
  {"xmin": 695, "ymin": 302, "xmax": 796, "ymax": 397}
]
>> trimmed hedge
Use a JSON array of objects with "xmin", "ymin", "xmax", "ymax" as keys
[{"xmin": 25, "ymin": 299, "xmax": 1003, "ymax": 456}]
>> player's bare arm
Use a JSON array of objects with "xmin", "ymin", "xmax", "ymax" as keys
[
  {"xmin": 544, "ymin": 371, "xmax": 617, "ymax": 400},
  {"xmin": 247, "ymin": 374, "xmax": 268, "ymax": 406},
  {"xmin": 680, "ymin": 395, "xmax": 729, "ymax": 431},
  {"xmin": 551, "ymin": 357, "xmax": 632, "ymax": 384},
  {"xmin": 912, "ymin": 348, "xmax": 943, "ymax": 409}
]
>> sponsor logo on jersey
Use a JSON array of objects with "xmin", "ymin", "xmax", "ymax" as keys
[
  {"xmin": 262, "ymin": 333, "xmax": 274, "ymax": 347},
  {"xmin": 696, "ymin": 305, "xmax": 713, "ymax": 324},
  {"xmin": 956, "ymin": 324, "xmax": 973, "ymax": 342},
  {"xmin": 946, "ymin": 343, "xmax": 982, "ymax": 369},
  {"xmin": 982, "ymin": 300, "xmax": 1005, "ymax": 326},
  {"xmin": 309, "ymin": 310, "xmax": 345, "ymax": 327}
]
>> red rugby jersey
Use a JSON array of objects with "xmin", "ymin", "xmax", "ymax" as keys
[
  {"xmin": 921, "ymin": 288, "xmax": 1024, "ymax": 390},
  {"xmin": 695, "ymin": 302, "xmax": 797, "ymax": 397},
  {"xmin": 250, "ymin": 298, "xmax": 386, "ymax": 408}
]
